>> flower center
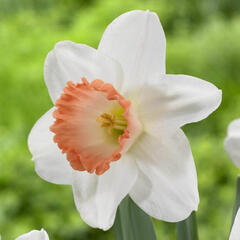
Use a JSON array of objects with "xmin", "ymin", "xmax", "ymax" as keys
[
  {"xmin": 50, "ymin": 78, "xmax": 142, "ymax": 175},
  {"xmin": 97, "ymin": 113, "xmax": 127, "ymax": 133}
]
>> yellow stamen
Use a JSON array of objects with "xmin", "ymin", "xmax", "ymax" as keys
[{"xmin": 97, "ymin": 113, "xmax": 127, "ymax": 133}]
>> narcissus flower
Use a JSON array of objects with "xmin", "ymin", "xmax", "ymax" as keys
[
  {"xmin": 15, "ymin": 229, "xmax": 49, "ymax": 240},
  {"xmin": 229, "ymin": 208, "xmax": 240, "ymax": 240},
  {"xmin": 28, "ymin": 10, "xmax": 222, "ymax": 230},
  {"xmin": 225, "ymin": 119, "xmax": 240, "ymax": 167}
]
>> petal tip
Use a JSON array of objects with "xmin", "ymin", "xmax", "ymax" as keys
[
  {"xmin": 215, "ymin": 89, "xmax": 222, "ymax": 107},
  {"xmin": 227, "ymin": 118, "xmax": 240, "ymax": 134},
  {"xmin": 54, "ymin": 40, "xmax": 74, "ymax": 49}
]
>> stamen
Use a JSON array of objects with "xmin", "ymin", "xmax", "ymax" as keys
[
  {"xmin": 113, "ymin": 125, "xmax": 126, "ymax": 131},
  {"xmin": 97, "ymin": 112, "xmax": 127, "ymax": 134}
]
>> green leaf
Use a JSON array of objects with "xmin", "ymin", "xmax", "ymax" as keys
[
  {"xmin": 176, "ymin": 211, "xmax": 199, "ymax": 240},
  {"xmin": 113, "ymin": 196, "xmax": 157, "ymax": 240},
  {"xmin": 231, "ymin": 175, "xmax": 240, "ymax": 226},
  {"xmin": 228, "ymin": 175, "xmax": 240, "ymax": 238}
]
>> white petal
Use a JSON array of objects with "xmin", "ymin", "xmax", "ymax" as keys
[
  {"xmin": 135, "ymin": 74, "xmax": 222, "ymax": 134},
  {"xmin": 15, "ymin": 229, "xmax": 49, "ymax": 240},
  {"xmin": 72, "ymin": 157, "xmax": 138, "ymax": 230},
  {"xmin": 225, "ymin": 119, "xmax": 240, "ymax": 168},
  {"xmin": 98, "ymin": 10, "xmax": 166, "ymax": 92},
  {"xmin": 230, "ymin": 208, "xmax": 240, "ymax": 240},
  {"xmin": 44, "ymin": 41, "xmax": 123, "ymax": 102},
  {"xmin": 28, "ymin": 108, "xmax": 73, "ymax": 185},
  {"xmin": 129, "ymin": 129, "xmax": 199, "ymax": 222}
]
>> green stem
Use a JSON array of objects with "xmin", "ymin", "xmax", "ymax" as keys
[
  {"xmin": 176, "ymin": 211, "xmax": 199, "ymax": 240},
  {"xmin": 113, "ymin": 196, "xmax": 157, "ymax": 240}
]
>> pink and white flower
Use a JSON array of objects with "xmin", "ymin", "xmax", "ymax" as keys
[
  {"xmin": 15, "ymin": 229, "xmax": 49, "ymax": 240},
  {"xmin": 28, "ymin": 10, "xmax": 222, "ymax": 230},
  {"xmin": 225, "ymin": 119, "xmax": 240, "ymax": 167}
]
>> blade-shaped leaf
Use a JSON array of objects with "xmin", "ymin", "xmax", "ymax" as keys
[
  {"xmin": 113, "ymin": 196, "xmax": 157, "ymax": 240},
  {"xmin": 228, "ymin": 175, "xmax": 240, "ymax": 239},
  {"xmin": 176, "ymin": 211, "xmax": 198, "ymax": 240},
  {"xmin": 231, "ymin": 176, "xmax": 240, "ymax": 226}
]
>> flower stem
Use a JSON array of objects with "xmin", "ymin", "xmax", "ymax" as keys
[
  {"xmin": 176, "ymin": 211, "xmax": 199, "ymax": 240},
  {"xmin": 113, "ymin": 196, "xmax": 157, "ymax": 240}
]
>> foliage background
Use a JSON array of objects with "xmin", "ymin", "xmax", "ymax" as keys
[{"xmin": 0, "ymin": 0, "xmax": 240, "ymax": 239}]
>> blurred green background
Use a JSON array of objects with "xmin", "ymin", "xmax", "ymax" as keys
[{"xmin": 0, "ymin": 0, "xmax": 240, "ymax": 239}]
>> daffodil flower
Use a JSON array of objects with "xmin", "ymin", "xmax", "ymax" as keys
[
  {"xmin": 28, "ymin": 10, "xmax": 222, "ymax": 230},
  {"xmin": 15, "ymin": 229, "xmax": 49, "ymax": 240},
  {"xmin": 229, "ymin": 208, "xmax": 240, "ymax": 240},
  {"xmin": 225, "ymin": 119, "xmax": 240, "ymax": 167}
]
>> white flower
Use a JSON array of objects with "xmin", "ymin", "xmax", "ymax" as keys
[
  {"xmin": 15, "ymin": 229, "xmax": 49, "ymax": 240},
  {"xmin": 229, "ymin": 208, "xmax": 240, "ymax": 240},
  {"xmin": 28, "ymin": 10, "xmax": 222, "ymax": 230},
  {"xmin": 225, "ymin": 119, "xmax": 240, "ymax": 167}
]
